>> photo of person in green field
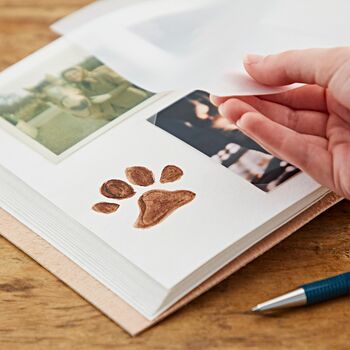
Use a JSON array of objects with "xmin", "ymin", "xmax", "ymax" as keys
[{"xmin": 0, "ymin": 56, "xmax": 153, "ymax": 158}]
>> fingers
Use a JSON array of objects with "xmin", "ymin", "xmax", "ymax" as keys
[
  {"xmin": 218, "ymin": 98, "xmax": 257, "ymax": 122},
  {"xmin": 244, "ymin": 48, "xmax": 350, "ymax": 110},
  {"xmin": 218, "ymin": 97, "xmax": 328, "ymax": 137},
  {"xmin": 259, "ymin": 85, "xmax": 327, "ymax": 112},
  {"xmin": 244, "ymin": 48, "xmax": 350, "ymax": 86},
  {"xmin": 235, "ymin": 112, "xmax": 333, "ymax": 189},
  {"xmin": 212, "ymin": 47, "xmax": 350, "ymax": 111}
]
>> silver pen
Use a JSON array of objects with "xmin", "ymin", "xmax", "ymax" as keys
[{"xmin": 251, "ymin": 272, "xmax": 350, "ymax": 312}]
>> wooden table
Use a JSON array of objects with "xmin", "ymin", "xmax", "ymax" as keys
[{"xmin": 0, "ymin": 1, "xmax": 350, "ymax": 349}]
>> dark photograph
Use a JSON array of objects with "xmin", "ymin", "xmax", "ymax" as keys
[{"xmin": 150, "ymin": 91, "xmax": 300, "ymax": 192}]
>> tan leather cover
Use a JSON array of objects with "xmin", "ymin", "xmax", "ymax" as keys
[{"xmin": 0, "ymin": 192, "xmax": 341, "ymax": 336}]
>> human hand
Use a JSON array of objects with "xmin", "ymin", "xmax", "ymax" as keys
[
  {"xmin": 211, "ymin": 48, "xmax": 350, "ymax": 199},
  {"xmin": 91, "ymin": 93, "xmax": 112, "ymax": 104}
]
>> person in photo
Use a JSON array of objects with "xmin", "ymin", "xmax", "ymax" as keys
[
  {"xmin": 62, "ymin": 65, "xmax": 152, "ymax": 120},
  {"xmin": 0, "ymin": 55, "xmax": 152, "ymax": 158}
]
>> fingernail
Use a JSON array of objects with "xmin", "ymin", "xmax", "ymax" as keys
[
  {"xmin": 236, "ymin": 114, "xmax": 248, "ymax": 129},
  {"xmin": 218, "ymin": 103, "xmax": 226, "ymax": 116},
  {"xmin": 244, "ymin": 54, "xmax": 264, "ymax": 65},
  {"xmin": 236, "ymin": 117, "xmax": 243, "ymax": 129},
  {"xmin": 209, "ymin": 94, "xmax": 217, "ymax": 105}
]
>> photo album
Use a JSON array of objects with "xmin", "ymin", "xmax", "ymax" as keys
[{"xmin": 0, "ymin": 0, "xmax": 343, "ymax": 335}]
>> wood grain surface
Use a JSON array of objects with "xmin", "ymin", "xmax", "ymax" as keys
[{"xmin": 0, "ymin": 1, "xmax": 350, "ymax": 349}]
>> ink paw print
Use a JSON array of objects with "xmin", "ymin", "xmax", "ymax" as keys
[{"xmin": 92, "ymin": 165, "xmax": 196, "ymax": 229}]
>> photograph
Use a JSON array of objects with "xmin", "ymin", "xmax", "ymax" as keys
[
  {"xmin": 150, "ymin": 91, "xmax": 300, "ymax": 192},
  {"xmin": 0, "ymin": 52, "xmax": 153, "ymax": 161}
]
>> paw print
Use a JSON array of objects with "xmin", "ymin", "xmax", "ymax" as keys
[{"xmin": 92, "ymin": 165, "xmax": 196, "ymax": 229}]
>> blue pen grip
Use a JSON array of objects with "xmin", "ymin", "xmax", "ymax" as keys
[{"xmin": 301, "ymin": 272, "xmax": 350, "ymax": 305}]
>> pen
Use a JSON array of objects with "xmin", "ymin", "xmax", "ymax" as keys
[{"xmin": 251, "ymin": 272, "xmax": 350, "ymax": 312}]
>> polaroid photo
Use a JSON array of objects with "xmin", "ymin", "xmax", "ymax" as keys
[
  {"xmin": 149, "ymin": 91, "xmax": 300, "ymax": 192},
  {"xmin": 0, "ymin": 39, "xmax": 155, "ymax": 163}
]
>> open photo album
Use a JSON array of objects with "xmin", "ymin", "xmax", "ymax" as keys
[{"xmin": 0, "ymin": 37, "xmax": 329, "ymax": 320}]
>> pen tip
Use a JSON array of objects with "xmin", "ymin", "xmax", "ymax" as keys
[{"xmin": 251, "ymin": 306, "xmax": 260, "ymax": 312}]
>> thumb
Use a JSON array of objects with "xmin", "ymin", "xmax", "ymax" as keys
[{"xmin": 244, "ymin": 48, "xmax": 350, "ymax": 109}]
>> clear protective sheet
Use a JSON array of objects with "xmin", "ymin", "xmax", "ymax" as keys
[{"xmin": 53, "ymin": 0, "xmax": 349, "ymax": 96}]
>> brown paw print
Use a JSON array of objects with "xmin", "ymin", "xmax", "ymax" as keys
[{"xmin": 92, "ymin": 165, "xmax": 196, "ymax": 229}]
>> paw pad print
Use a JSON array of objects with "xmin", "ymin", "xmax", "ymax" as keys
[{"xmin": 92, "ymin": 165, "xmax": 196, "ymax": 229}]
